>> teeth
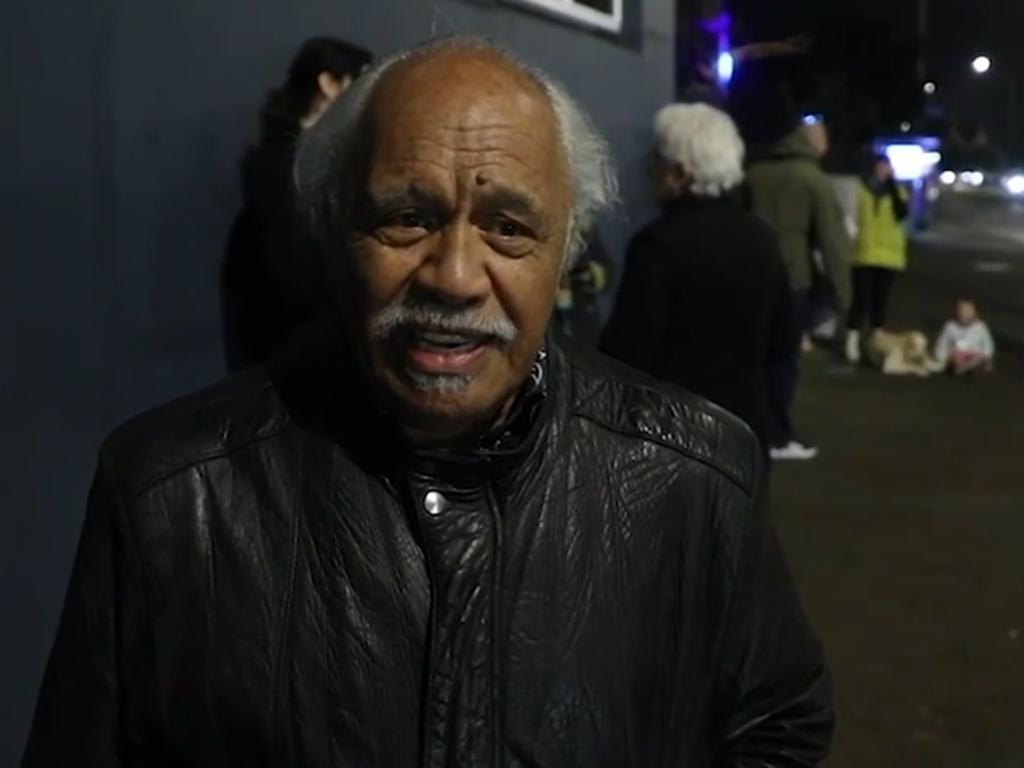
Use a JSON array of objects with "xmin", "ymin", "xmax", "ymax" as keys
[{"xmin": 417, "ymin": 330, "xmax": 476, "ymax": 346}]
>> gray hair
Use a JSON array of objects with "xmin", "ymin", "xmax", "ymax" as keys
[
  {"xmin": 653, "ymin": 103, "xmax": 745, "ymax": 198},
  {"xmin": 294, "ymin": 36, "xmax": 618, "ymax": 266}
]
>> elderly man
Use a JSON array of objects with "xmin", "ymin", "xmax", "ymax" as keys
[{"xmin": 25, "ymin": 38, "xmax": 833, "ymax": 767}]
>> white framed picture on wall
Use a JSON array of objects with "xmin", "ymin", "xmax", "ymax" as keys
[{"xmin": 514, "ymin": 0, "xmax": 624, "ymax": 33}]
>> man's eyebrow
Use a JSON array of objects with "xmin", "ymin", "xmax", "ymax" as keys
[
  {"xmin": 365, "ymin": 184, "xmax": 450, "ymax": 213},
  {"xmin": 475, "ymin": 184, "xmax": 545, "ymax": 222}
]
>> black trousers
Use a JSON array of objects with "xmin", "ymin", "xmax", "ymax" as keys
[
  {"xmin": 768, "ymin": 289, "xmax": 810, "ymax": 447},
  {"xmin": 848, "ymin": 266, "xmax": 897, "ymax": 330}
]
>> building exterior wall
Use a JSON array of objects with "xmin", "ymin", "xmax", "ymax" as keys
[{"xmin": 0, "ymin": 0, "xmax": 676, "ymax": 760}]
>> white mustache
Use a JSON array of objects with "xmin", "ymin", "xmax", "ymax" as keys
[{"xmin": 369, "ymin": 301, "xmax": 518, "ymax": 343}]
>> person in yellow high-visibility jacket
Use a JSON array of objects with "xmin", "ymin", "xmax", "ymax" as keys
[{"xmin": 845, "ymin": 155, "xmax": 910, "ymax": 363}]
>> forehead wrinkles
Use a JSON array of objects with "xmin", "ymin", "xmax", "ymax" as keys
[
  {"xmin": 366, "ymin": 52, "xmax": 568, "ymax": 172},
  {"xmin": 379, "ymin": 124, "xmax": 556, "ymax": 177}
]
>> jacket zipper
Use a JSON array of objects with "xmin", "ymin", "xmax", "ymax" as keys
[
  {"xmin": 404, "ymin": 476, "xmax": 440, "ymax": 768},
  {"xmin": 485, "ymin": 478, "xmax": 505, "ymax": 768}
]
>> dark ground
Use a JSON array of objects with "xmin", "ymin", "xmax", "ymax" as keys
[{"xmin": 773, "ymin": 274, "xmax": 1024, "ymax": 767}]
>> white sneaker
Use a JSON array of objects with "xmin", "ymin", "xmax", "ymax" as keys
[
  {"xmin": 770, "ymin": 441, "xmax": 820, "ymax": 461},
  {"xmin": 845, "ymin": 330, "xmax": 861, "ymax": 364}
]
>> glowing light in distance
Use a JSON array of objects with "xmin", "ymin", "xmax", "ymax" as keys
[
  {"xmin": 883, "ymin": 144, "xmax": 942, "ymax": 181},
  {"xmin": 1004, "ymin": 174, "xmax": 1024, "ymax": 195},
  {"xmin": 958, "ymin": 170, "xmax": 985, "ymax": 187},
  {"xmin": 716, "ymin": 51, "xmax": 735, "ymax": 85}
]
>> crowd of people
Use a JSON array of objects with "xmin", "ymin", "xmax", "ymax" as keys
[
  {"xmin": 600, "ymin": 74, "xmax": 996, "ymax": 461},
  {"xmin": 222, "ymin": 36, "xmax": 996, "ymax": 470}
]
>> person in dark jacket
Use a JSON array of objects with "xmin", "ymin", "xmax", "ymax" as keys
[
  {"xmin": 601, "ymin": 103, "xmax": 793, "ymax": 454},
  {"xmin": 222, "ymin": 37, "xmax": 372, "ymax": 371},
  {"xmin": 25, "ymin": 38, "xmax": 833, "ymax": 767}
]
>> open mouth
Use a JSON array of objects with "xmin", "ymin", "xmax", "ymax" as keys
[{"xmin": 398, "ymin": 326, "xmax": 495, "ymax": 376}]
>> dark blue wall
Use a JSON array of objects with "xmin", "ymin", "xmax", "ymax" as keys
[{"xmin": 0, "ymin": 0, "xmax": 674, "ymax": 759}]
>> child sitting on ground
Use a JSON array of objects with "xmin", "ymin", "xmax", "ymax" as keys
[{"xmin": 933, "ymin": 298, "xmax": 995, "ymax": 375}]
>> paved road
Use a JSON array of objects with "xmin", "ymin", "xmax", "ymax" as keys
[
  {"xmin": 773, "ymin": 275, "xmax": 1024, "ymax": 767},
  {"xmin": 912, "ymin": 188, "xmax": 1024, "ymax": 348}
]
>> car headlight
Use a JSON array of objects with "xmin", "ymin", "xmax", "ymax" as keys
[
  {"xmin": 1004, "ymin": 174, "xmax": 1024, "ymax": 195},
  {"xmin": 958, "ymin": 170, "xmax": 985, "ymax": 187}
]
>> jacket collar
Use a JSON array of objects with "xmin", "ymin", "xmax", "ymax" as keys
[{"xmin": 661, "ymin": 192, "xmax": 737, "ymax": 215}]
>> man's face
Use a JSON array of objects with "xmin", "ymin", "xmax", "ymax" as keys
[{"xmin": 339, "ymin": 50, "xmax": 572, "ymax": 444}]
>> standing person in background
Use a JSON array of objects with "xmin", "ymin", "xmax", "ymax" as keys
[
  {"xmin": 745, "ymin": 116, "xmax": 852, "ymax": 460},
  {"xmin": 222, "ymin": 37, "xmax": 372, "ymax": 370},
  {"xmin": 845, "ymin": 155, "xmax": 909, "ymax": 363},
  {"xmin": 802, "ymin": 113, "xmax": 856, "ymax": 348},
  {"xmin": 601, "ymin": 104, "xmax": 793, "ymax": 454}
]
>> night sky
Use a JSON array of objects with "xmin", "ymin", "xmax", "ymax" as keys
[
  {"xmin": 727, "ymin": 0, "xmax": 1024, "ymax": 156},
  {"xmin": 925, "ymin": 0, "xmax": 1024, "ymax": 151}
]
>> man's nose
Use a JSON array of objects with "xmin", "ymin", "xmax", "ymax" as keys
[{"xmin": 414, "ymin": 221, "xmax": 491, "ymax": 306}]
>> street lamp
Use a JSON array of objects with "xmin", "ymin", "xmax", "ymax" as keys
[
  {"xmin": 923, "ymin": 81, "xmax": 937, "ymax": 95},
  {"xmin": 967, "ymin": 54, "xmax": 1018, "ymax": 161}
]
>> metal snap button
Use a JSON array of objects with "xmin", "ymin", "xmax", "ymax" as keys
[{"xmin": 423, "ymin": 490, "xmax": 447, "ymax": 517}]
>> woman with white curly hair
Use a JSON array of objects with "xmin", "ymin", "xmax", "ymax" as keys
[{"xmin": 601, "ymin": 103, "xmax": 794, "ymax": 456}]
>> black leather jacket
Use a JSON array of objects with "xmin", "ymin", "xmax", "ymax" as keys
[{"xmin": 24, "ymin": 337, "xmax": 833, "ymax": 767}]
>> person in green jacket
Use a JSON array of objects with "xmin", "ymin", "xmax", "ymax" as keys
[
  {"xmin": 746, "ymin": 124, "xmax": 852, "ymax": 460},
  {"xmin": 844, "ymin": 155, "xmax": 909, "ymax": 363},
  {"xmin": 746, "ymin": 126, "xmax": 853, "ymax": 311}
]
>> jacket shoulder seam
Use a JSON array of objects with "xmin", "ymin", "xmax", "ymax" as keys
[
  {"xmin": 570, "ymin": 409, "xmax": 753, "ymax": 495},
  {"xmin": 121, "ymin": 424, "xmax": 301, "ymax": 503}
]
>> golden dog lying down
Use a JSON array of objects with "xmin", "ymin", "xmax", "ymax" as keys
[{"xmin": 862, "ymin": 329, "xmax": 935, "ymax": 377}]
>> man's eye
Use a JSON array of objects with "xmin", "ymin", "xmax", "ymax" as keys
[
  {"xmin": 481, "ymin": 216, "xmax": 537, "ymax": 258},
  {"xmin": 387, "ymin": 210, "xmax": 430, "ymax": 230},
  {"xmin": 493, "ymin": 218, "xmax": 530, "ymax": 239},
  {"xmin": 371, "ymin": 208, "xmax": 436, "ymax": 246}
]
